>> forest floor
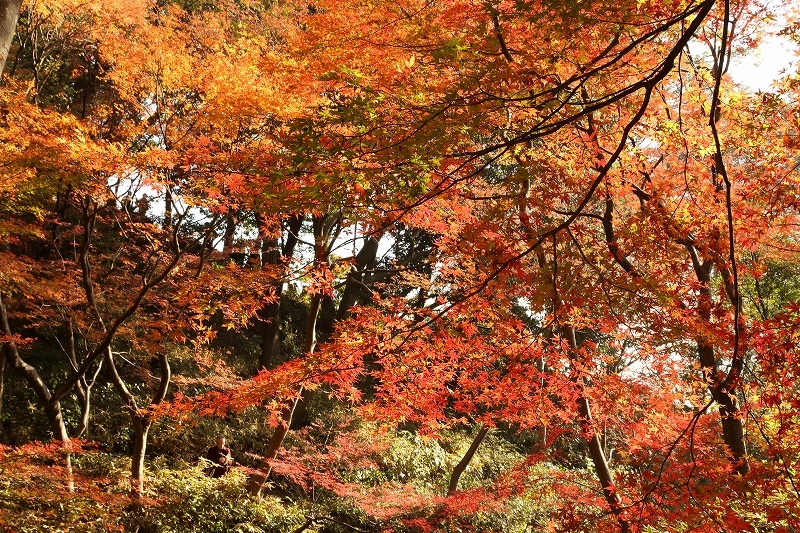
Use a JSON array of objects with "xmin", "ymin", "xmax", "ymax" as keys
[{"xmin": 0, "ymin": 422, "xmax": 566, "ymax": 533}]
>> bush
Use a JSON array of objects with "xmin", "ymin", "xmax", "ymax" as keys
[{"xmin": 122, "ymin": 461, "xmax": 306, "ymax": 533}]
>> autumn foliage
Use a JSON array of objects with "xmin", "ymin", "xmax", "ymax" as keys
[{"xmin": 2, "ymin": 0, "xmax": 800, "ymax": 531}]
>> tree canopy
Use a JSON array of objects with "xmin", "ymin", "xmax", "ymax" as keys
[{"xmin": 1, "ymin": 0, "xmax": 800, "ymax": 531}]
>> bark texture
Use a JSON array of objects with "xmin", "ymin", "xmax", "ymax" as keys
[{"xmin": 0, "ymin": 0, "xmax": 22, "ymax": 76}]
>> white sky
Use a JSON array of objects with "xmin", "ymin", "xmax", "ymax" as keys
[{"xmin": 728, "ymin": 17, "xmax": 797, "ymax": 92}]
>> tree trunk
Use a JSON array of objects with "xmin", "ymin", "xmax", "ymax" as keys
[
  {"xmin": 0, "ymin": 0, "xmax": 22, "ymax": 76},
  {"xmin": 258, "ymin": 231, "xmax": 282, "ymax": 371},
  {"xmin": 163, "ymin": 186, "xmax": 173, "ymax": 231},
  {"xmin": 258, "ymin": 214, "xmax": 304, "ymax": 371},
  {"xmin": 703, "ymin": 16, "xmax": 750, "ymax": 474},
  {"xmin": 247, "ymin": 215, "xmax": 382, "ymax": 495},
  {"xmin": 0, "ymin": 291, "xmax": 73, "ymax": 491},
  {"xmin": 222, "ymin": 212, "xmax": 238, "ymax": 255},
  {"xmin": 691, "ymin": 252, "xmax": 749, "ymax": 475},
  {"xmin": 248, "ymin": 213, "xmax": 338, "ymax": 495},
  {"xmin": 336, "ymin": 235, "xmax": 380, "ymax": 321},
  {"xmin": 247, "ymin": 291, "xmax": 323, "ymax": 495},
  {"xmin": 259, "ymin": 299, "xmax": 282, "ymax": 370},
  {"xmin": 64, "ymin": 318, "xmax": 101, "ymax": 439},
  {"xmin": 448, "ymin": 424, "xmax": 489, "ymax": 495},
  {"xmin": 131, "ymin": 417, "xmax": 151, "ymax": 497},
  {"xmin": 0, "ymin": 295, "xmax": 69, "ymax": 441},
  {"xmin": 0, "ymin": 344, "xmax": 6, "ymax": 419},
  {"xmin": 71, "ymin": 201, "xmax": 176, "ymax": 496},
  {"xmin": 105, "ymin": 347, "xmax": 170, "ymax": 497},
  {"xmin": 562, "ymin": 324, "xmax": 631, "ymax": 533},
  {"xmin": 605, "ymin": 192, "xmax": 750, "ymax": 477},
  {"xmin": 538, "ymin": 238, "xmax": 630, "ymax": 532},
  {"xmin": 72, "ymin": 381, "xmax": 89, "ymax": 438}
]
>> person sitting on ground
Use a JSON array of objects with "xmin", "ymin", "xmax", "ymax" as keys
[{"xmin": 205, "ymin": 435, "xmax": 233, "ymax": 478}]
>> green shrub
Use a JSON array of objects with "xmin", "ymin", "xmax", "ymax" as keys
[{"xmin": 122, "ymin": 462, "xmax": 306, "ymax": 533}]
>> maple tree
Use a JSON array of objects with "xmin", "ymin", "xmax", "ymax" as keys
[
  {"xmin": 220, "ymin": 0, "xmax": 800, "ymax": 529},
  {"xmin": 0, "ymin": 0, "xmax": 310, "ymax": 496}
]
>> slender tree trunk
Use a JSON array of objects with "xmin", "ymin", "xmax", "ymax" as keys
[
  {"xmin": 79, "ymin": 203, "xmax": 152, "ymax": 492},
  {"xmin": 71, "ymin": 199, "xmax": 179, "ymax": 496},
  {"xmin": 64, "ymin": 318, "xmax": 100, "ymax": 439},
  {"xmin": 71, "ymin": 366, "xmax": 103, "ymax": 440},
  {"xmin": 130, "ymin": 417, "xmax": 151, "ymax": 497},
  {"xmin": 281, "ymin": 215, "xmax": 303, "ymax": 268},
  {"xmin": 163, "ymin": 186, "xmax": 173, "ymax": 231},
  {"xmin": 539, "ymin": 352, "xmax": 547, "ymax": 449},
  {"xmin": 72, "ymin": 381, "xmax": 90, "ymax": 438},
  {"xmin": 563, "ymin": 324, "xmax": 630, "ymax": 533},
  {"xmin": 105, "ymin": 347, "xmax": 171, "ymax": 497},
  {"xmin": 247, "ymin": 292, "xmax": 323, "ymax": 495},
  {"xmin": 72, "ymin": 364, "xmax": 104, "ymax": 439},
  {"xmin": 0, "ymin": 291, "xmax": 73, "ymax": 491},
  {"xmin": 704, "ymin": 9, "xmax": 750, "ymax": 474},
  {"xmin": 691, "ymin": 251, "xmax": 749, "ymax": 475},
  {"xmin": 0, "ymin": 297, "xmax": 68, "ymax": 440},
  {"xmin": 222, "ymin": 212, "xmax": 238, "ymax": 255},
  {"xmin": 539, "ymin": 236, "xmax": 630, "ymax": 532},
  {"xmin": 247, "ymin": 216, "xmax": 381, "ymax": 495},
  {"xmin": 0, "ymin": 0, "xmax": 22, "ymax": 76},
  {"xmin": 258, "ymin": 230, "xmax": 282, "ymax": 371},
  {"xmin": 281, "ymin": 232, "xmax": 379, "ymax": 427},
  {"xmin": 719, "ymin": 405, "xmax": 747, "ymax": 474},
  {"xmin": 259, "ymin": 298, "xmax": 282, "ymax": 370},
  {"xmin": 258, "ymin": 214, "xmax": 304, "ymax": 371},
  {"xmin": 448, "ymin": 424, "xmax": 489, "ymax": 495},
  {"xmin": 0, "ymin": 344, "xmax": 6, "ymax": 420},
  {"xmin": 248, "ymin": 213, "xmax": 339, "ymax": 495},
  {"xmin": 606, "ymin": 190, "xmax": 750, "ymax": 476}
]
